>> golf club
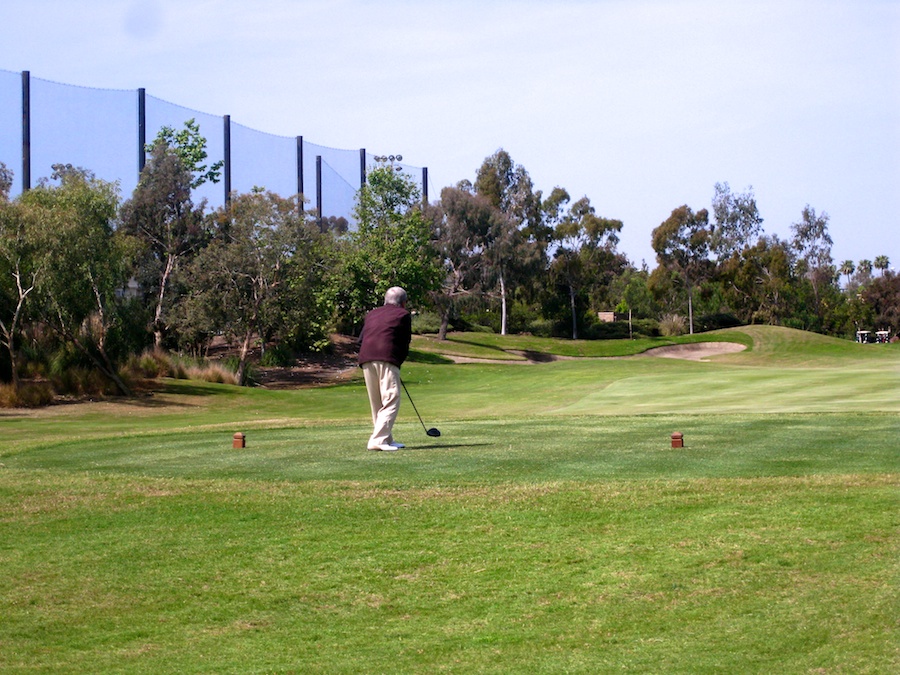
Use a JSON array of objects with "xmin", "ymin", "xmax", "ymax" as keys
[{"xmin": 400, "ymin": 379, "xmax": 441, "ymax": 437}]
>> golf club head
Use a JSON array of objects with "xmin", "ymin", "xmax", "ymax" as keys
[{"xmin": 426, "ymin": 428, "xmax": 441, "ymax": 437}]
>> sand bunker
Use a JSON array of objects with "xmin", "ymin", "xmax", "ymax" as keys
[{"xmin": 644, "ymin": 342, "xmax": 747, "ymax": 361}]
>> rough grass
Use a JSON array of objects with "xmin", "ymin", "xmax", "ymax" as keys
[{"xmin": 1, "ymin": 470, "xmax": 896, "ymax": 673}]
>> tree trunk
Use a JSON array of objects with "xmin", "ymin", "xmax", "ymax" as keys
[
  {"xmin": 688, "ymin": 288, "xmax": 694, "ymax": 335},
  {"xmin": 2, "ymin": 318, "xmax": 22, "ymax": 392},
  {"xmin": 569, "ymin": 284, "xmax": 578, "ymax": 340},
  {"xmin": 154, "ymin": 253, "xmax": 176, "ymax": 348},
  {"xmin": 92, "ymin": 278, "xmax": 133, "ymax": 397},
  {"xmin": 236, "ymin": 330, "xmax": 253, "ymax": 385},
  {"xmin": 2, "ymin": 268, "xmax": 36, "ymax": 392},
  {"xmin": 499, "ymin": 271, "xmax": 508, "ymax": 336},
  {"xmin": 438, "ymin": 307, "xmax": 450, "ymax": 341},
  {"xmin": 2, "ymin": 337, "xmax": 19, "ymax": 391}
]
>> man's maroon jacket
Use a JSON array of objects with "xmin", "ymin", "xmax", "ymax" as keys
[{"xmin": 358, "ymin": 304, "xmax": 411, "ymax": 368}]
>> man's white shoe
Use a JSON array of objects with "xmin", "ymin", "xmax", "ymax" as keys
[
  {"xmin": 368, "ymin": 444, "xmax": 398, "ymax": 452},
  {"xmin": 390, "ymin": 442, "xmax": 405, "ymax": 449}
]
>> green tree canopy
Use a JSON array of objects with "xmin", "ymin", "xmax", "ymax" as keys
[
  {"xmin": 0, "ymin": 192, "xmax": 44, "ymax": 389},
  {"xmin": 473, "ymin": 150, "xmax": 543, "ymax": 334},
  {"xmin": 651, "ymin": 205, "xmax": 712, "ymax": 334},
  {"xmin": 434, "ymin": 186, "xmax": 510, "ymax": 339},
  {"xmin": 336, "ymin": 166, "xmax": 442, "ymax": 330},
  {"xmin": 0, "ymin": 161, "xmax": 12, "ymax": 202},
  {"xmin": 791, "ymin": 205, "xmax": 834, "ymax": 322},
  {"xmin": 149, "ymin": 118, "xmax": 223, "ymax": 189},
  {"xmin": 120, "ymin": 139, "xmax": 209, "ymax": 347},
  {"xmin": 175, "ymin": 191, "xmax": 330, "ymax": 384},
  {"xmin": 550, "ymin": 195, "xmax": 624, "ymax": 339},
  {"xmin": 717, "ymin": 235, "xmax": 795, "ymax": 325},
  {"xmin": 21, "ymin": 165, "xmax": 132, "ymax": 394},
  {"xmin": 711, "ymin": 182, "xmax": 763, "ymax": 262}
]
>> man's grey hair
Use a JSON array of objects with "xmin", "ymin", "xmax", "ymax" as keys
[{"xmin": 384, "ymin": 286, "xmax": 407, "ymax": 306}]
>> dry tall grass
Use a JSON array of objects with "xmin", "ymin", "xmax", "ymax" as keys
[{"xmin": 127, "ymin": 349, "xmax": 239, "ymax": 386}]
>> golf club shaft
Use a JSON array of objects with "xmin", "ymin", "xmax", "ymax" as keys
[{"xmin": 400, "ymin": 379, "xmax": 429, "ymax": 434}]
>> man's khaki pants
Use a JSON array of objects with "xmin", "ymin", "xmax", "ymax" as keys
[{"xmin": 362, "ymin": 361, "xmax": 401, "ymax": 448}]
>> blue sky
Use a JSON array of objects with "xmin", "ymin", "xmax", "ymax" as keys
[{"xmin": 1, "ymin": 0, "xmax": 898, "ymax": 270}]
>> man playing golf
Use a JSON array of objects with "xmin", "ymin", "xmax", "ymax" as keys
[{"xmin": 358, "ymin": 286, "xmax": 412, "ymax": 451}]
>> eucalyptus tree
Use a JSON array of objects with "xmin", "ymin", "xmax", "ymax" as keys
[
  {"xmin": 0, "ymin": 194, "xmax": 41, "ymax": 390},
  {"xmin": 651, "ymin": 205, "xmax": 713, "ymax": 334},
  {"xmin": 433, "ymin": 187, "xmax": 502, "ymax": 339},
  {"xmin": 608, "ymin": 266, "xmax": 655, "ymax": 338},
  {"xmin": 337, "ymin": 166, "xmax": 442, "ymax": 331},
  {"xmin": 548, "ymin": 190, "xmax": 582, "ymax": 339},
  {"xmin": 0, "ymin": 161, "xmax": 11, "ymax": 201},
  {"xmin": 549, "ymin": 193, "xmax": 623, "ymax": 339},
  {"xmin": 474, "ymin": 150, "xmax": 540, "ymax": 228},
  {"xmin": 481, "ymin": 204, "xmax": 530, "ymax": 335},
  {"xmin": 150, "ymin": 118, "xmax": 223, "ymax": 189},
  {"xmin": 473, "ymin": 149, "xmax": 543, "ymax": 334},
  {"xmin": 790, "ymin": 205, "xmax": 834, "ymax": 322},
  {"xmin": 22, "ymin": 166, "xmax": 133, "ymax": 395},
  {"xmin": 176, "ymin": 190, "xmax": 330, "ymax": 384},
  {"xmin": 120, "ymin": 139, "xmax": 209, "ymax": 347},
  {"xmin": 717, "ymin": 235, "xmax": 795, "ymax": 325},
  {"xmin": 614, "ymin": 266, "xmax": 658, "ymax": 331},
  {"xmin": 540, "ymin": 187, "xmax": 571, "ymax": 233},
  {"xmin": 710, "ymin": 182, "xmax": 763, "ymax": 262}
]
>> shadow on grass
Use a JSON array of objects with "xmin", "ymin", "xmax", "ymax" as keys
[
  {"xmin": 447, "ymin": 337, "xmax": 517, "ymax": 356},
  {"xmin": 157, "ymin": 382, "xmax": 234, "ymax": 398},
  {"xmin": 111, "ymin": 396, "xmax": 200, "ymax": 409},
  {"xmin": 521, "ymin": 350, "xmax": 556, "ymax": 363},
  {"xmin": 403, "ymin": 442, "xmax": 492, "ymax": 451},
  {"xmin": 407, "ymin": 350, "xmax": 455, "ymax": 365}
]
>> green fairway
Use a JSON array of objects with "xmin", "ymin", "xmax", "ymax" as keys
[{"xmin": 1, "ymin": 326, "xmax": 898, "ymax": 673}]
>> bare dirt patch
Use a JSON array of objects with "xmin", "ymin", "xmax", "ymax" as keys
[
  {"xmin": 253, "ymin": 334, "xmax": 359, "ymax": 389},
  {"xmin": 643, "ymin": 342, "xmax": 747, "ymax": 361}
]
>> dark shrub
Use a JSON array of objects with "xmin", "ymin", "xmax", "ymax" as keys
[
  {"xmin": 260, "ymin": 343, "xmax": 294, "ymax": 367},
  {"xmin": 697, "ymin": 313, "xmax": 742, "ymax": 332},
  {"xmin": 411, "ymin": 312, "xmax": 442, "ymax": 335},
  {"xmin": 583, "ymin": 321, "xmax": 631, "ymax": 340}
]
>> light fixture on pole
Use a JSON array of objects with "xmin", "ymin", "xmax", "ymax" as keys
[{"xmin": 374, "ymin": 154, "xmax": 403, "ymax": 171}]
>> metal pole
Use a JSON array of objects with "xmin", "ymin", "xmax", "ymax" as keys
[
  {"xmin": 296, "ymin": 135, "xmax": 304, "ymax": 210},
  {"xmin": 137, "ymin": 88, "xmax": 146, "ymax": 177},
  {"xmin": 21, "ymin": 71, "xmax": 30, "ymax": 191},
  {"xmin": 359, "ymin": 148, "xmax": 366, "ymax": 186},
  {"xmin": 422, "ymin": 167, "xmax": 428, "ymax": 203},
  {"xmin": 223, "ymin": 114, "xmax": 231, "ymax": 206},
  {"xmin": 316, "ymin": 155, "xmax": 322, "ymax": 230}
]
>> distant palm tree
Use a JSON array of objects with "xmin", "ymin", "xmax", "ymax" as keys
[
  {"xmin": 839, "ymin": 259, "xmax": 855, "ymax": 287},
  {"xmin": 874, "ymin": 255, "xmax": 890, "ymax": 277},
  {"xmin": 858, "ymin": 259, "xmax": 873, "ymax": 279}
]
